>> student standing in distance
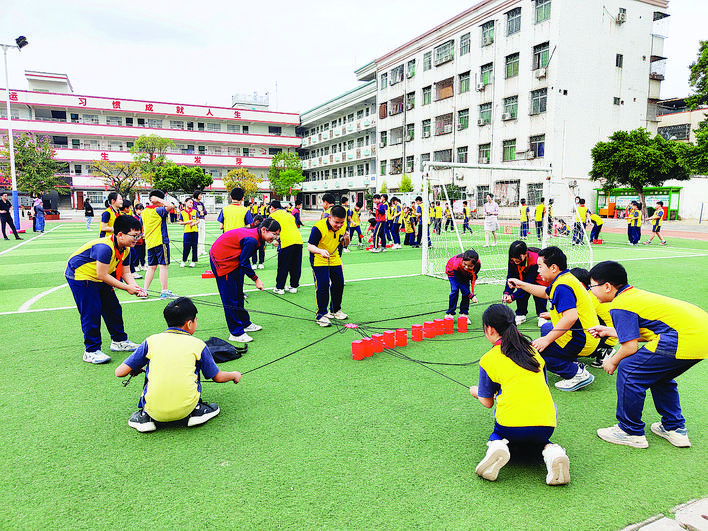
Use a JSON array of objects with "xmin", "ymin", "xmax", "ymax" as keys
[
  {"xmin": 371, "ymin": 194, "xmax": 387, "ymax": 253},
  {"xmin": 402, "ymin": 206, "xmax": 416, "ymax": 246},
  {"xmin": 443, "ymin": 202, "xmax": 453, "ymax": 233},
  {"xmin": 644, "ymin": 201, "xmax": 667, "ymax": 245},
  {"xmin": 433, "ymin": 201, "xmax": 443, "ymax": 235},
  {"xmin": 292, "ymin": 199, "xmax": 303, "ymax": 228},
  {"xmin": 179, "ymin": 196, "xmax": 199, "ymax": 268},
  {"xmin": 626, "ymin": 201, "xmax": 642, "ymax": 245},
  {"xmin": 84, "ymin": 197, "xmax": 94, "ymax": 231},
  {"xmin": 308, "ymin": 205, "xmax": 350, "ymax": 327},
  {"xmin": 65, "ymin": 215, "xmax": 145, "ymax": 364},
  {"xmin": 132, "ymin": 203, "xmax": 146, "ymax": 272},
  {"xmin": 502, "ymin": 240, "xmax": 549, "ymax": 327},
  {"xmin": 507, "ymin": 246, "xmax": 599, "ymax": 391},
  {"xmin": 444, "ymin": 249, "xmax": 480, "ymax": 324},
  {"xmin": 382, "ymin": 193, "xmax": 393, "ymax": 242},
  {"xmin": 470, "ymin": 304, "xmax": 570, "ymax": 485},
  {"xmin": 142, "ymin": 189, "xmax": 176, "ymax": 299},
  {"xmin": 348, "ymin": 201, "xmax": 364, "ymax": 246},
  {"xmin": 192, "ymin": 190, "xmax": 208, "ymax": 256},
  {"xmin": 99, "ymin": 192, "xmax": 123, "ymax": 237},
  {"xmin": 462, "ymin": 200, "xmax": 472, "ymax": 234},
  {"xmin": 115, "ymin": 297, "xmax": 241, "ymax": 433},
  {"xmin": 209, "ymin": 218, "xmax": 281, "ymax": 343},
  {"xmin": 34, "ymin": 196, "xmax": 45, "ymax": 233},
  {"xmin": 270, "ymin": 200, "xmax": 303, "ymax": 294},
  {"xmin": 320, "ymin": 193, "xmax": 335, "ymax": 220},
  {"xmin": 519, "ymin": 199, "xmax": 530, "ymax": 239},
  {"xmin": 534, "ymin": 198, "xmax": 545, "ymax": 240},
  {"xmin": 587, "ymin": 210, "xmax": 604, "ymax": 243},
  {"xmin": 340, "ymin": 197, "xmax": 352, "ymax": 253},
  {"xmin": 119, "ymin": 200, "xmax": 140, "ymax": 279},
  {"xmin": 547, "ymin": 198, "xmax": 555, "ymax": 235},
  {"xmin": 483, "ymin": 193, "xmax": 499, "ymax": 247},
  {"xmin": 218, "ymin": 187, "xmax": 253, "ymax": 232},
  {"xmin": 390, "ymin": 197, "xmax": 403, "ymax": 248},
  {"xmin": 0, "ymin": 192, "xmax": 22, "ymax": 240},
  {"xmin": 572, "ymin": 198, "xmax": 588, "ymax": 245},
  {"xmin": 588, "ymin": 260, "xmax": 707, "ymax": 449},
  {"xmin": 414, "ymin": 196, "xmax": 430, "ymax": 248}
]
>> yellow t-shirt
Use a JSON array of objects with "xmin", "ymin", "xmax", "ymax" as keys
[
  {"xmin": 181, "ymin": 209, "xmax": 198, "ymax": 233},
  {"xmin": 141, "ymin": 206, "xmax": 169, "ymax": 250},
  {"xmin": 547, "ymin": 271, "xmax": 600, "ymax": 357},
  {"xmin": 590, "ymin": 213, "xmax": 603, "ymax": 226},
  {"xmin": 534, "ymin": 204, "xmax": 545, "ymax": 222},
  {"xmin": 520, "ymin": 205, "xmax": 529, "ymax": 222},
  {"xmin": 350, "ymin": 209, "xmax": 361, "ymax": 227},
  {"xmin": 310, "ymin": 218, "xmax": 345, "ymax": 267},
  {"xmin": 576, "ymin": 206, "xmax": 588, "ymax": 223},
  {"xmin": 270, "ymin": 208, "xmax": 303, "ymax": 248},
  {"xmin": 222, "ymin": 204, "xmax": 250, "ymax": 231}
]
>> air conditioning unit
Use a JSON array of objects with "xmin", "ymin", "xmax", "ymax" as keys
[
  {"xmin": 443, "ymin": 124, "xmax": 453, "ymax": 133},
  {"xmin": 477, "ymin": 118, "xmax": 488, "ymax": 126},
  {"xmin": 457, "ymin": 123, "xmax": 465, "ymax": 130},
  {"xmin": 616, "ymin": 12, "xmax": 627, "ymax": 23},
  {"xmin": 476, "ymin": 82, "xmax": 485, "ymax": 91},
  {"xmin": 502, "ymin": 112, "xmax": 513, "ymax": 121},
  {"xmin": 388, "ymin": 109, "xmax": 395, "ymax": 116},
  {"xmin": 479, "ymin": 157, "xmax": 489, "ymax": 164},
  {"xmin": 526, "ymin": 152, "xmax": 536, "ymax": 160},
  {"xmin": 379, "ymin": 142, "xmax": 386, "ymax": 148},
  {"xmin": 406, "ymin": 71, "xmax": 414, "ymax": 78},
  {"xmin": 406, "ymin": 135, "xmax": 414, "ymax": 142},
  {"xmin": 406, "ymin": 102, "xmax": 414, "ymax": 110},
  {"xmin": 422, "ymin": 131, "xmax": 430, "ymax": 138},
  {"xmin": 535, "ymin": 67, "xmax": 547, "ymax": 79},
  {"xmin": 482, "ymin": 35, "xmax": 493, "ymax": 46}
]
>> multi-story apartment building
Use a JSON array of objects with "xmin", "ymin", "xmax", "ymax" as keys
[
  {"xmin": 657, "ymin": 97, "xmax": 707, "ymax": 143},
  {"xmin": 353, "ymin": 0, "xmax": 668, "ymax": 211},
  {"xmin": 1, "ymin": 71, "xmax": 300, "ymax": 210},
  {"xmin": 298, "ymin": 81, "xmax": 377, "ymax": 210}
]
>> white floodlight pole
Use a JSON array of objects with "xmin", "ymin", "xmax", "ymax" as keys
[{"xmin": 2, "ymin": 42, "xmax": 21, "ymax": 227}]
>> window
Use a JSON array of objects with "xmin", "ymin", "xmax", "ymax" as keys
[
  {"xmin": 268, "ymin": 125, "xmax": 282, "ymax": 135},
  {"xmin": 391, "ymin": 158, "xmax": 403, "ymax": 174},
  {"xmin": 613, "ymin": 97, "xmax": 621, "ymax": 105},
  {"xmin": 527, "ymin": 182, "xmax": 544, "ymax": 203},
  {"xmin": 435, "ymin": 114, "xmax": 453, "ymax": 136},
  {"xmin": 74, "ymin": 164, "xmax": 82, "ymax": 175},
  {"xmin": 357, "ymin": 110, "xmax": 364, "ymax": 119},
  {"xmin": 407, "ymin": 59, "xmax": 416, "ymax": 78},
  {"xmin": 170, "ymin": 120, "xmax": 184, "ymax": 130},
  {"xmin": 503, "ymin": 96, "xmax": 518, "ymax": 119},
  {"xmin": 507, "ymin": 7, "xmax": 521, "ymax": 35},
  {"xmin": 147, "ymin": 119, "xmax": 162, "ymax": 128},
  {"xmin": 459, "ymin": 71, "xmax": 470, "ymax": 93},
  {"xmin": 406, "ymin": 123, "xmax": 415, "ymax": 141},
  {"xmin": 434, "ymin": 40, "xmax": 454, "ymax": 66},
  {"xmin": 481, "ymin": 20, "xmax": 495, "ymax": 46},
  {"xmin": 381, "ymin": 160, "xmax": 387, "ymax": 176},
  {"xmin": 481, "ymin": 63, "xmax": 493, "ymax": 85},
  {"xmin": 460, "ymin": 33, "xmax": 470, "ymax": 56},
  {"xmin": 422, "ymin": 119, "xmax": 431, "ymax": 137},
  {"xmin": 423, "ymin": 51, "xmax": 432, "ymax": 71},
  {"xmin": 357, "ymin": 164, "xmax": 365, "ymax": 176},
  {"xmin": 479, "ymin": 103, "xmax": 492, "ymax": 124},
  {"xmin": 616, "ymin": 53, "xmax": 624, "ymax": 68},
  {"xmin": 83, "ymin": 114, "xmax": 98, "ymax": 124},
  {"xmin": 106, "ymin": 116, "xmax": 122, "ymax": 126},
  {"xmin": 530, "ymin": 88, "xmax": 547, "ymax": 114},
  {"xmin": 420, "ymin": 153, "xmax": 431, "ymax": 171},
  {"xmin": 379, "ymin": 102, "xmax": 388, "ymax": 119},
  {"xmin": 479, "ymin": 143, "xmax": 491, "ymax": 163},
  {"xmin": 533, "ymin": 42, "xmax": 550, "ymax": 70},
  {"xmin": 505, "ymin": 53, "xmax": 520, "ymax": 78},
  {"xmin": 406, "ymin": 155, "xmax": 415, "ymax": 173},
  {"xmin": 268, "ymin": 147, "xmax": 282, "ymax": 156},
  {"xmin": 434, "ymin": 150, "xmax": 453, "ymax": 163},
  {"xmin": 390, "ymin": 64, "xmax": 404, "ymax": 85},
  {"xmin": 435, "ymin": 78, "xmax": 454, "ymax": 100},
  {"xmin": 407, "ymin": 92, "xmax": 415, "ymax": 110},
  {"xmin": 380, "ymin": 73, "xmax": 388, "ymax": 89},
  {"xmin": 380, "ymin": 131, "xmax": 387, "ymax": 147},
  {"xmin": 242, "ymin": 125, "xmax": 249, "ymax": 134},
  {"xmin": 503, "ymin": 139, "xmax": 517, "ymax": 161},
  {"xmin": 227, "ymin": 124, "xmax": 241, "ymax": 133},
  {"xmin": 71, "ymin": 139, "xmax": 80, "ymax": 149},
  {"xmin": 422, "ymin": 86, "xmax": 432, "ymax": 105},
  {"xmin": 458, "ymin": 109, "xmax": 469, "ymax": 129},
  {"xmin": 530, "ymin": 134, "xmax": 545, "ymax": 158},
  {"xmin": 207, "ymin": 123, "xmax": 222, "ymax": 132},
  {"xmin": 535, "ymin": 0, "xmax": 551, "ymax": 23},
  {"xmin": 457, "ymin": 146, "xmax": 468, "ymax": 163}
]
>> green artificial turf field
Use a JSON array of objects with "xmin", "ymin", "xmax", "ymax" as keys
[{"xmin": 1, "ymin": 221, "xmax": 707, "ymax": 530}]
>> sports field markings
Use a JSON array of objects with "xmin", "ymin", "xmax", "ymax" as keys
[
  {"xmin": 0, "ymin": 225, "xmax": 63, "ymax": 257},
  {"xmin": 3, "ymin": 273, "xmax": 422, "ymax": 317}
]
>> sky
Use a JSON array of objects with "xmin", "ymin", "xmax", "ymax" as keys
[{"xmin": 1, "ymin": 0, "xmax": 706, "ymax": 113}]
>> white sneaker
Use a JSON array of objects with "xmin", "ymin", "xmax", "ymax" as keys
[
  {"xmin": 475, "ymin": 439, "xmax": 510, "ymax": 481},
  {"xmin": 110, "ymin": 339, "xmax": 140, "ymax": 352},
  {"xmin": 538, "ymin": 316, "xmax": 549, "ymax": 327},
  {"xmin": 180, "ymin": 261, "xmax": 186, "ymax": 268},
  {"xmin": 370, "ymin": 247, "xmax": 382, "ymax": 253},
  {"xmin": 229, "ymin": 333, "xmax": 253, "ymax": 343},
  {"xmin": 515, "ymin": 315, "xmax": 527, "ymax": 325},
  {"xmin": 460, "ymin": 314, "xmax": 471, "ymax": 325},
  {"xmin": 444, "ymin": 313, "xmax": 454, "ymax": 319},
  {"xmin": 650, "ymin": 422, "xmax": 691, "ymax": 448},
  {"xmin": 257, "ymin": 264, "xmax": 265, "ymax": 269},
  {"xmin": 542, "ymin": 444, "xmax": 570, "ymax": 485},
  {"xmin": 273, "ymin": 288, "xmax": 285, "ymax": 295},
  {"xmin": 554, "ymin": 363, "xmax": 594, "ymax": 391},
  {"xmin": 285, "ymin": 286, "xmax": 298, "ymax": 293},
  {"xmin": 83, "ymin": 350, "xmax": 111, "ymax": 364},
  {"xmin": 343, "ymin": 248, "xmax": 351, "ymax": 253},
  {"xmin": 597, "ymin": 424, "xmax": 648, "ymax": 448},
  {"xmin": 160, "ymin": 289, "xmax": 177, "ymax": 300},
  {"xmin": 244, "ymin": 323, "xmax": 262, "ymax": 332},
  {"xmin": 132, "ymin": 272, "xmax": 142, "ymax": 279},
  {"xmin": 325, "ymin": 310, "xmax": 348, "ymax": 320},
  {"xmin": 188, "ymin": 262, "xmax": 196, "ymax": 268},
  {"xmin": 316, "ymin": 315, "xmax": 332, "ymax": 327}
]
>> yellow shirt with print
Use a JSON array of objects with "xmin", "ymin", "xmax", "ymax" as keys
[{"xmin": 311, "ymin": 218, "xmax": 345, "ymax": 267}]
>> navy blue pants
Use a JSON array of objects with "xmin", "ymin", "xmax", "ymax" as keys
[
  {"xmin": 276, "ymin": 244, "xmax": 302, "ymax": 290},
  {"xmin": 373, "ymin": 222, "xmax": 386, "ymax": 248},
  {"xmin": 535, "ymin": 221, "xmax": 543, "ymax": 239},
  {"xmin": 211, "ymin": 259, "xmax": 251, "ymax": 336},
  {"xmin": 384, "ymin": 219, "xmax": 393, "ymax": 241},
  {"xmin": 590, "ymin": 223, "xmax": 602, "ymax": 241},
  {"xmin": 251, "ymin": 243, "xmax": 265, "ymax": 265},
  {"xmin": 539, "ymin": 322, "xmax": 581, "ymax": 379},
  {"xmin": 513, "ymin": 290, "xmax": 547, "ymax": 317},
  {"xmin": 312, "ymin": 264, "xmax": 344, "ymax": 318},
  {"xmin": 572, "ymin": 222, "xmax": 584, "ymax": 244},
  {"xmin": 67, "ymin": 277, "xmax": 128, "ymax": 352},
  {"xmin": 520, "ymin": 221, "xmax": 529, "ymax": 238},
  {"xmin": 404, "ymin": 232, "xmax": 415, "ymax": 246},
  {"xmin": 616, "ymin": 348, "xmax": 700, "ymax": 436},
  {"xmin": 447, "ymin": 273, "xmax": 471, "ymax": 315},
  {"xmin": 627, "ymin": 225, "xmax": 641, "ymax": 244},
  {"xmin": 349, "ymin": 225, "xmax": 363, "ymax": 242},
  {"xmin": 462, "ymin": 220, "xmax": 470, "ymax": 234},
  {"xmin": 489, "ymin": 422, "xmax": 555, "ymax": 446},
  {"xmin": 183, "ymin": 232, "xmax": 198, "ymax": 262},
  {"xmin": 391, "ymin": 223, "xmax": 401, "ymax": 245}
]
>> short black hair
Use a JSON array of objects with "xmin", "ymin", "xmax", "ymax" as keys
[
  {"xmin": 382, "ymin": 194, "xmax": 388, "ymax": 200},
  {"xmin": 260, "ymin": 217, "xmax": 281, "ymax": 233},
  {"xmin": 295, "ymin": 200, "xmax": 302, "ymax": 206},
  {"xmin": 570, "ymin": 267, "xmax": 590, "ymax": 287},
  {"xmin": 322, "ymin": 193, "xmax": 335, "ymax": 204},
  {"xmin": 193, "ymin": 190, "xmax": 203, "ymax": 199},
  {"xmin": 341, "ymin": 196, "xmax": 349, "ymax": 204},
  {"xmin": 330, "ymin": 205, "xmax": 347, "ymax": 219},
  {"xmin": 230, "ymin": 188, "xmax": 244, "ymax": 201},
  {"xmin": 487, "ymin": 193, "xmax": 494, "ymax": 198},
  {"xmin": 579, "ymin": 198, "xmax": 586, "ymax": 205},
  {"xmin": 656, "ymin": 201, "xmax": 664, "ymax": 206},
  {"xmin": 164, "ymin": 297, "xmax": 198, "ymax": 327},
  {"xmin": 270, "ymin": 200, "xmax": 282, "ymax": 210},
  {"xmin": 252, "ymin": 214, "xmax": 263, "ymax": 225},
  {"xmin": 520, "ymin": 198, "xmax": 526, "ymax": 204},
  {"xmin": 588, "ymin": 260, "xmax": 628, "ymax": 288},
  {"xmin": 373, "ymin": 194, "xmax": 381, "ymax": 200},
  {"xmin": 134, "ymin": 203, "xmax": 144, "ymax": 211},
  {"xmin": 355, "ymin": 201, "xmax": 362, "ymax": 208},
  {"xmin": 415, "ymin": 196, "xmax": 422, "ymax": 202},
  {"xmin": 538, "ymin": 246, "xmax": 567, "ymax": 271},
  {"xmin": 149, "ymin": 189, "xmax": 165, "ymax": 200},
  {"xmin": 113, "ymin": 215, "xmax": 142, "ymax": 235}
]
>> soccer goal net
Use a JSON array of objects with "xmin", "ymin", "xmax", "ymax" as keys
[{"xmin": 421, "ymin": 162, "xmax": 593, "ymax": 284}]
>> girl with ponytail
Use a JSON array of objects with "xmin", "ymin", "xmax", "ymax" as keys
[{"xmin": 469, "ymin": 303, "xmax": 571, "ymax": 485}]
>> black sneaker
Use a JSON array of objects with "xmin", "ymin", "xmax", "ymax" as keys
[
  {"xmin": 187, "ymin": 401, "xmax": 220, "ymax": 427},
  {"xmin": 128, "ymin": 409, "xmax": 156, "ymax": 433},
  {"xmin": 590, "ymin": 348, "xmax": 614, "ymax": 368}
]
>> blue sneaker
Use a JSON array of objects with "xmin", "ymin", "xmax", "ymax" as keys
[{"xmin": 160, "ymin": 289, "xmax": 177, "ymax": 300}]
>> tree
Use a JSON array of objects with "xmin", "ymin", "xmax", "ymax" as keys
[
  {"xmin": 130, "ymin": 134, "xmax": 175, "ymax": 182},
  {"xmin": 688, "ymin": 122, "xmax": 708, "ymax": 175},
  {"xmin": 399, "ymin": 174, "xmax": 414, "ymax": 193},
  {"xmin": 90, "ymin": 160, "xmax": 144, "ymax": 198},
  {"xmin": 151, "ymin": 162, "xmax": 213, "ymax": 194},
  {"xmin": 0, "ymin": 132, "xmax": 66, "ymax": 195},
  {"xmin": 686, "ymin": 40, "xmax": 708, "ymax": 111},
  {"xmin": 268, "ymin": 152, "xmax": 303, "ymax": 196},
  {"xmin": 379, "ymin": 180, "xmax": 388, "ymax": 193},
  {"xmin": 224, "ymin": 167, "xmax": 262, "ymax": 198},
  {"xmin": 590, "ymin": 128, "xmax": 690, "ymax": 216}
]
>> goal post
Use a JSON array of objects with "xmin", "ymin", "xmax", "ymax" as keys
[{"xmin": 421, "ymin": 161, "xmax": 593, "ymax": 284}]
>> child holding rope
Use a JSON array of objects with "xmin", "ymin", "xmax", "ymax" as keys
[
  {"xmin": 444, "ymin": 249, "xmax": 480, "ymax": 324},
  {"xmin": 470, "ymin": 304, "xmax": 570, "ymax": 485}
]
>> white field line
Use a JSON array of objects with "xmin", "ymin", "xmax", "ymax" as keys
[
  {"xmin": 0, "ymin": 225, "xmax": 63, "ymax": 257},
  {"xmin": 3, "ymin": 273, "xmax": 422, "ymax": 317}
]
